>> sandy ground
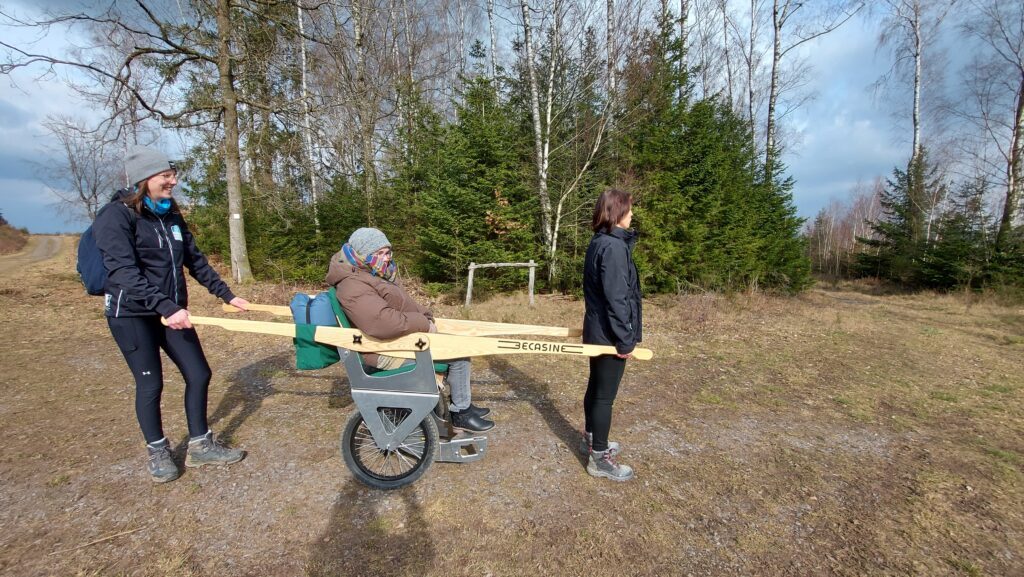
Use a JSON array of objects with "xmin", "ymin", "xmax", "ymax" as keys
[
  {"xmin": 0, "ymin": 237, "xmax": 1022, "ymax": 577},
  {"xmin": 0, "ymin": 235, "xmax": 62, "ymax": 276}
]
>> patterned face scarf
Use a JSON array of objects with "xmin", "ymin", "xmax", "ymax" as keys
[{"xmin": 342, "ymin": 243, "xmax": 397, "ymax": 282}]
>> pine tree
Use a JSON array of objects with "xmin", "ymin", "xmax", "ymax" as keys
[
  {"xmin": 856, "ymin": 150, "xmax": 946, "ymax": 286},
  {"xmin": 400, "ymin": 78, "xmax": 537, "ymax": 292},
  {"xmin": 914, "ymin": 177, "xmax": 991, "ymax": 289}
]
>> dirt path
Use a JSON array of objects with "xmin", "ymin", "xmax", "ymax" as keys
[
  {"xmin": 0, "ymin": 235, "xmax": 67, "ymax": 277},
  {"xmin": 0, "ymin": 248, "xmax": 1022, "ymax": 576}
]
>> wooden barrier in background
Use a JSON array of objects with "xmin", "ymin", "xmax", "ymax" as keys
[{"xmin": 465, "ymin": 260, "xmax": 536, "ymax": 307}]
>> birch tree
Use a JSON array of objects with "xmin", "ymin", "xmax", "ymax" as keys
[
  {"xmin": 297, "ymin": 1, "xmax": 321, "ymax": 235},
  {"xmin": 519, "ymin": 0, "xmax": 616, "ymax": 279},
  {"xmin": 876, "ymin": 0, "xmax": 956, "ymax": 242},
  {"xmin": 958, "ymin": 0, "xmax": 1024, "ymax": 252},
  {"xmin": 764, "ymin": 0, "xmax": 862, "ymax": 179}
]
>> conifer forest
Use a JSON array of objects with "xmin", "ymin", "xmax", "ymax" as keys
[{"xmin": 2, "ymin": 0, "xmax": 1021, "ymax": 296}]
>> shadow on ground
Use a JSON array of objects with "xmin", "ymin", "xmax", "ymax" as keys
[
  {"xmin": 305, "ymin": 481, "xmax": 435, "ymax": 576},
  {"xmin": 166, "ymin": 353, "xmax": 354, "ymax": 459},
  {"xmin": 488, "ymin": 357, "xmax": 584, "ymax": 466}
]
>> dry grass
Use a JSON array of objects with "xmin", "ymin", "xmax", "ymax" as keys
[
  {"xmin": 0, "ymin": 242, "xmax": 1022, "ymax": 576},
  {"xmin": 0, "ymin": 224, "xmax": 29, "ymax": 254}
]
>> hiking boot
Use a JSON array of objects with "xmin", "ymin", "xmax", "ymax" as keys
[
  {"xmin": 579, "ymin": 431, "xmax": 620, "ymax": 457},
  {"xmin": 467, "ymin": 403, "xmax": 490, "ymax": 418},
  {"xmin": 185, "ymin": 432, "xmax": 245, "ymax": 468},
  {"xmin": 146, "ymin": 439, "xmax": 180, "ymax": 483},
  {"xmin": 450, "ymin": 410, "xmax": 495, "ymax": 433},
  {"xmin": 587, "ymin": 448, "xmax": 634, "ymax": 482}
]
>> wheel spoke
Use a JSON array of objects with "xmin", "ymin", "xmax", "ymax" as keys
[{"xmin": 346, "ymin": 408, "xmax": 432, "ymax": 484}]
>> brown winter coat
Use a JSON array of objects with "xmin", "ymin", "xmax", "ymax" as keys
[{"xmin": 325, "ymin": 250, "xmax": 433, "ymax": 367}]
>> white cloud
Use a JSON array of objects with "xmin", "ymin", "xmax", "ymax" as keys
[{"xmin": 783, "ymin": 11, "xmax": 912, "ymax": 219}]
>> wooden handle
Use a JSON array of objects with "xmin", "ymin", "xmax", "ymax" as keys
[
  {"xmin": 187, "ymin": 316, "xmax": 652, "ymax": 361},
  {"xmin": 223, "ymin": 303, "xmax": 291, "ymax": 315},
  {"xmin": 222, "ymin": 302, "xmax": 583, "ymax": 337},
  {"xmin": 188, "ymin": 316, "xmax": 428, "ymax": 355},
  {"xmin": 434, "ymin": 318, "xmax": 581, "ymax": 337}
]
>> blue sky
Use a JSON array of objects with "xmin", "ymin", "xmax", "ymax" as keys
[{"xmin": 0, "ymin": 8, "xmax": 906, "ymax": 234}]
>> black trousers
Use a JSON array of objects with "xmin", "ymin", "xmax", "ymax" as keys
[
  {"xmin": 583, "ymin": 354, "xmax": 627, "ymax": 452},
  {"xmin": 107, "ymin": 316, "xmax": 212, "ymax": 444}
]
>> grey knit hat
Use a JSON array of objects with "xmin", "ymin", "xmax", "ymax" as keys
[
  {"xmin": 348, "ymin": 227, "xmax": 391, "ymax": 257},
  {"xmin": 125, "ymin": 145, "xmax": 176, "ymax": 186}
]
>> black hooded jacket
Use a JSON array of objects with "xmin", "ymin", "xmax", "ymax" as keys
[
  {"xmin": 582, "ymin": 227, "xmax": 643, "ymax": 355},
  {"xmin": 92, "ymin": 191, "xmax": 235, "ymax": 318}
]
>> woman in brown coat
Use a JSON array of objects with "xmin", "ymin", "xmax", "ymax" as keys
[{"xmin": 326, "ymin": 227, "xmax": 493, "ymax": 432}]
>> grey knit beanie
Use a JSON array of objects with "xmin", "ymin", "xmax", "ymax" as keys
[
  {"xmin": 348, "ymin": 227, "xmax": 391, "ymax": 257},
  {"xmin": 125, "ymin": 145, "xmax": 176, "ymax": 186}
]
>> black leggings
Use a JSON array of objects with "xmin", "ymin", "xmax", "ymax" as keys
[
  {"xmin": 583, "ymin": 354, "xmax": 627, "ymax": 452},
  {"xmin": 107, "ymin": 316, "xmax": 212, "ymax": 444}
]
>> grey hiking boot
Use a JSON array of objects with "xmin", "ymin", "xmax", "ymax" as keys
[
  {"xmin": 587, "ymin": 448, "xmax": 634, "ymax": 482},
  {"xmin": 579, "ymin": 431, "xmax": 620, "ymax": 457},
  {"xmin": 185, "ymin": 432, "xmax": 245, "ymax": 468},
  {"xmin": 146, "ymin": 439, "xmax": 180, "ymax": 483}
]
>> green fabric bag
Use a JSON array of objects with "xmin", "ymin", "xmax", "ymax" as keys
[
  {"xmin": 291, "ymin": 291, "xmax": 343, "ymax": 370},
  {"xmin": 293, "ymin": 324, "xmax": 341, "ymax": 370}
]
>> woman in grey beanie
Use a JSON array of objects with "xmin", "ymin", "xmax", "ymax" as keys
[
  {"xmin": 327, "ymin": 227, "xmax": 494, "ymax": 432},
  {"xmin": 93, "ymin": 144, "xmax": 251, "ymax": 483}
]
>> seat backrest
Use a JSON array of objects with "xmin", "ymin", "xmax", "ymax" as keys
[
  {"xmin": 326, "ymin": 286, "xmax": 365, "ymax": 368},
  {"xmin": 326, "ymin": 286, "xmax": 353, "ymax": 329}
]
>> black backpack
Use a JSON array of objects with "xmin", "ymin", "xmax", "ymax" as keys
[{"xmin": 77, "ymin": 190, "xmax": 134, "ymax": 296}]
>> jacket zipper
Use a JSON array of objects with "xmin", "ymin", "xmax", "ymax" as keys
[{"xmin": 157, "ymin": 217, "xmax": 179, "ymax": 304}]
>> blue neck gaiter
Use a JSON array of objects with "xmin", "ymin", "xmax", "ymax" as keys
[{"xmin": 144, "ymin": 196, "xmax": 172, "ymax": 215}]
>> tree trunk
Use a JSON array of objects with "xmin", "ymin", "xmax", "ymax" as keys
[
  {"xmin": 488, "ymin": 0, "xmax": 497, "ymax": 77},
  {"xmin": 215, "ymin": 0, "xmax": 252, "ymax": 283},
  {"xmin": 765, "ymin": 0, "xmax": 783, "ymax": 180},
  {"xmin": 607, "ymin": 0, "xmax": 615, "ymax": 99},
  {"xmin": 456, "ymin": 0, "xmax": 466, "ymax": 79},
  {"xmin": 297, "ymin": 1, "xmax": 321, "ymax": 236},
  {"xmin": 352, "ymin": 0, "xmax": 375, "ymax": 223},
  {"xmin": 910, "ymin": 0, "xmax": 922, "ymax": 166},
  {"xmin": 520, "ymin": 0, "xmax": 553, "ymax": 252},
  {"xmin": 909, "ymin": 0, "xmax": 925, "ymax": 242},
  {"xmin": 679, "ymin": 0, "xmax": 688, "ymax": 100},
  {"xmin": 996, "ymin": 76, "xmax": 1024, "ymax": 252},
  {"xmin": 720, "ymin": 0, "xmax": 734, "ymax": 108},
  {"xmin": 747, "ymin": 0, "xmax": 756, "ymax": 125},
  {"xmin": 679, "ymin": 0, "xmax": 688, "ymax": 51}
]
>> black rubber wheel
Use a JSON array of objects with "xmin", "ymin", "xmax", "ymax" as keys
[{"xmin": 341, "ymin": 407, "xmax": 438, "ymax": 490}]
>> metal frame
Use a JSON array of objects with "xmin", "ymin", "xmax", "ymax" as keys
[{"xmin": 342, "ymin": 347, "xmax": 487, "ymax": 463}]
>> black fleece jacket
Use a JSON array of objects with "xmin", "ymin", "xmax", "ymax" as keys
[
  {"xmin": 93, "ymin": 194, "xmax": 235, "ymax": 318},
  {"xmin": 582, "ymin": 227, "xmax": 643, "ymax": 355}
]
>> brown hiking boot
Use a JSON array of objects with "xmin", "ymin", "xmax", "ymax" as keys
[{"xmin": 185, "ymin": 432, "xmax": 245, "ymax": 468}]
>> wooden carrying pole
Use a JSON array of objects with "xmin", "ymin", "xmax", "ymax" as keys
[
  {"xmin": 179, "ymin": 316, "xmax": 653, "ymax": 361},
  {"xmin": 222, "ymin": 302, "xmax": 581, "ymax": 337}
]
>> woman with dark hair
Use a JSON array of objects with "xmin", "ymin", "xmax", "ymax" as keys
[
  {"xmin": 580, "ymin": 188, "xmax": 641, "ymax": 481},
  {"xmin": 93, "ymin": 145, "xmax": 249, "ymax": 483}
]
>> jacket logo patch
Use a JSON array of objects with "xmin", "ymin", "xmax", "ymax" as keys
[{"xmin": 170, "ymin": 225, "xmax": 183, "ymax": 242}]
